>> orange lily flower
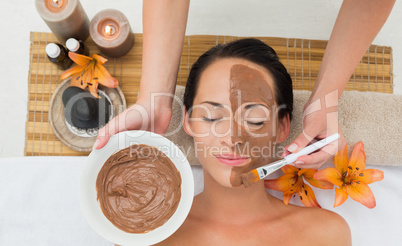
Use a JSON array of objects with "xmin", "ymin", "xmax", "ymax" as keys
[
  {"xmin": 314, "ymin": 142, "xmax": 384, "ymax": 209},
  {"xmin": 264, "ymin": 165, "xmax": 334, "ymax": 208},
  {"xmin": 60, "ymin": 52, "xmax": 118, "ymax": 98}
]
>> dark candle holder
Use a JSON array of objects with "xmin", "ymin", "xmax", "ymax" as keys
[
  {"xmin": 62, "ymin": 86, "xmax": 112, "ymax": 135},
  {"xmin": 49, "ymin": 79, "xmax": 126, "ymax": 152}
]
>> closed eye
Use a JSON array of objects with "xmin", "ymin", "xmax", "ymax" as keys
[
  {"xmin": 203, "ymin": 117, "xmax": 222, "ymax": 122},
  {"xmin": 246, "ymin": 121, "xmax": 266, "ymax": 126}
]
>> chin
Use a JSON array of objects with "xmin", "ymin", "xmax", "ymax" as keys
[
  {"xmin": 200, "ymin": 163, "xmax": 234, "ymax": 188},
  {"xmin": 210, "ymin": 172, "xmax": 243, "ymax": 188},
  {"xmin": 218, "ymin": 179, "xmax": 237, "ymax": 188}
]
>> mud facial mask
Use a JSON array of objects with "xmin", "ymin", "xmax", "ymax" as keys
[
  {"xmin": 96, "ymin": 144, "xmax": 182, "ymax": 233},
  {"xmin": 228, "ymin": 64, "xmax": 277, "ymax": 187}
]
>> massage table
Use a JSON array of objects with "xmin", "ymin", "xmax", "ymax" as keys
[{"xmin": 0, "ymin": 156, "xmax": 401, "ymax": 246}]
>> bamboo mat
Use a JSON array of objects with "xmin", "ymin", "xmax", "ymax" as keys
[{"xmin": 25, "ymin": 32, "xmax": 393, "ymax": 156}]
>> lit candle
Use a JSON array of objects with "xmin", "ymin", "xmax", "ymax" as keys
[
  {"xmin": 90, "ymin": 9, "xmax": 134, "ymax": 58},
  {"xmin": 105, "ymin": 25, "xmax": 116, "ymax": 36},
  {"xmin": 35, "ymin": 0, "xmax": 90, "ymax": 43}
]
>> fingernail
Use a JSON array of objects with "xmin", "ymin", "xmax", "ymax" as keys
[
  {"xmin": 288, "ymin": 143, "xmax": 298, "ymax": 152},
  {"xmin": 295, "ymin": 161, "xmax": 304, "ymax": 166},
  {"xmin": 92, "ymin": 139, "xmax": 100, "ymax": 150}
]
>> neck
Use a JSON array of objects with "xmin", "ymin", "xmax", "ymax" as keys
[{"xmin": 197, "ymin": 171, "xmax": 279, "ymax": 224}]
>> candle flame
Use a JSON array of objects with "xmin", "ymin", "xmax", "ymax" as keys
[
  {"xmin": 104, "ymin": 25, "xmax": 116, "ymax": 36},
  {"xmin": 50, "ymin": 0, "xmax": 63, "ymax": 8}
]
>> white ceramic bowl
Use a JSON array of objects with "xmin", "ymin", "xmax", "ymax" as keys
[{"xmin": 79, "ymin": 130, "xmax": 194, "ymax": 246}]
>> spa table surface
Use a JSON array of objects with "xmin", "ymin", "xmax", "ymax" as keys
[
  {"xmin": 25, "ymin": 32, "xmax": 393, "ymax": 157},
  {"xmin": 0, "ymin": 157, "xmax": 401, "ymax": 246}
]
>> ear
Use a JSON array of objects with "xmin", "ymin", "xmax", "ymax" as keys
[
  {"xmin": 182, "ymin": 106, "xmax": 194, "ymax": 137},
  {"xmin": 276, "ymin": 114, "xmax": 290, "ymax": 143}
]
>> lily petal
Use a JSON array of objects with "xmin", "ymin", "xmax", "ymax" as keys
[
  {"xmin": 355, "ymin": 169, "xmax": 384, "ymax": 184},
  {"xmin": 281, "ymin": 165, "xmax": 299, "ymax": 175},
  {"xmin": 314, "ymin": 167, "xmax": 343, "ymax": 187},
  {"xmin": 297, "ymin": 168, "xmax": 316, "ymax": 177},
  {"xmin": 69, "ymin": 52, "xmax": 92, "ymax": 66},
  {"xmin": 334, "ymin": 144, "xmax": 349, "ymax": 174},
  {"xmin": 334, "ymin": 187, "xmax": 348, "ymax": 207},
  {"xmin": 93, "ymin": 54, "xmax": 108, "ymax": 64},
  {"xmin": 348, "ymin": 141, "xmax": 366, "ymax": 176},
  {"xmin": 306, "ymin": 179, "xmax": 334, "ymax": 189},
  {"xmin": 298, "ymin": 184, "xmax": 321, "ymax": 208},
  {"xmin": 70, "ymin": 73, "xmax": 87, "ymax": 89},
  {"xmin": 95, "ymin": 63, "xmax": 119, "ymax": 88},
  {"xmin": 283, "ymin": 192, "xmax": 294, "ymax": 205},
  {"xmin": 299, "ymin": 169, "xmax": 334, "ymax": 189},
  {"xmin": 60, "ymin": 65, "xmax": 85, "ymax": 80},
  {"xmin": 346, "ymin": 181, "xmax": 376, "ymax": 209},
  {"xmin": 88, "ymin": 82, "xmax": 100, "ymax": 99},
  {"xmin": 264, "ymin": 173, "xmax": 297, "ymax": 192},
  {"xmin": 81, "ymin": 64, "xmax": 93, "ymax": 85}
]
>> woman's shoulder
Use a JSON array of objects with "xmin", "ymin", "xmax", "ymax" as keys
[
  {"xmin": 287, "ymin": 205, "xmax": 351, "ymax": 245},
  {"xmin": 154, "ymin": 197, "xmax": 206, "ymax": 246}
]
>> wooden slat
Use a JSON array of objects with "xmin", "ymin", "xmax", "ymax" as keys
[{"xmin": 24, "ymin": 32, "xmax": 394, "ymax": 156}]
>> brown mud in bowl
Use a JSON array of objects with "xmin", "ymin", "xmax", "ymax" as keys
[{"xmin": 96, "ymin": 144, "xmax": 181, "ymax": 233}]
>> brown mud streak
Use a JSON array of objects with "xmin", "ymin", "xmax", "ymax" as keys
[{"xmin": 228, "ymin": 64, "xmax": 276, "ymax": 187}]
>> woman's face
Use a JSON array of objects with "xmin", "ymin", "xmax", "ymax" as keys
[{"xmin": 184, "ymin": 58, "xmax": 289, "ymax": 188}]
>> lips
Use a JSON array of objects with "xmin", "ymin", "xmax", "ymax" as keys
[{"xmin": 215, "ymin": 153, "xmax": 250, "ymax": 167}]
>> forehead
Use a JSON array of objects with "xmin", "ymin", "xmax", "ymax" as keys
[{"xmin": 194, "ymin": 58, "xmax": 275, "ymax": 103}]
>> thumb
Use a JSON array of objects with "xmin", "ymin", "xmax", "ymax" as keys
[
  {"xmin": 94, "ymin": 135, "xmax": 109, "ymax": 150},
  {"xmin": 93, "ymin": 112, "xmax": 125, "ymax": 150},
  {"xmin": 93, "ymin": 127, "xmax": 111, "ymax": 150}
]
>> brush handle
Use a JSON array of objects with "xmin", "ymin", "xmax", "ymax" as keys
[{"xmin": 284, "ymin": 133, "xmax": 340, "ymax": 164}]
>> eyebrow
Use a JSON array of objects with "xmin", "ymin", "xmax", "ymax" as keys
[
  {"xmin": 200, "ymin": 101, "xmax": 224, "ymax": 108},
  {"xmin": 245, "ymin": 103, "xmax": 269, "ymax": 109},
  {"xmin": 201, "ymin": 101, "xmax": 269, "ymax": 109}
]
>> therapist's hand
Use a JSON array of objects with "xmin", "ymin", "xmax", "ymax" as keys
[
  {"xmin": 93, "ymin": 100, "xmax": 172, "ymax": 150},
  {"xmin": 282, "ymin": 0, "xmax": 395, "ymax": 169},
  {"xmin": 92, "ymin": 0, "xmax": 190, "ymax": 150},
  {"xmin": 283, "ymin": 96, "xmax": 346, "ymax": 169}
]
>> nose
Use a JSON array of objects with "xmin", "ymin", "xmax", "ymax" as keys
[
  {"xmin": 221, "ymin": 119, "xmax": 245, "ymax": 147},
  {"xmin": 231, "ymin": 124, "xmax": 245, "ymax": 146}
]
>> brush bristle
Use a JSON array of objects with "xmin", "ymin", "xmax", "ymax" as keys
[{"xmin": 241, "ymin": 169, "xmax": 260, "ymax": 188}]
